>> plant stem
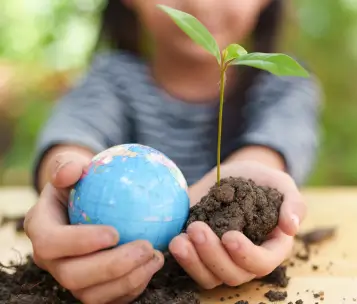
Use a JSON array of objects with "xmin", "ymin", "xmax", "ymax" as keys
[{"xmin": 217, "ymin": 65, "xmax": 227, "ymax": 186}]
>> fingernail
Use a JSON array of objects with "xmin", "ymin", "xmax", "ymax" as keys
[
  {"xmin": 190, "ymin": 231, "xmax": 206, "ymax": 245},
  {"xmin": 135, "ymin": 243, "xmax": 153, "ymax": 259},
  {"xmin": 291, "ymin": 214, "xmax": 300, "ymax": 232},
  {"xmin": 172, "ymin": 245, "xmax": 188, "ymax": 260},
  {"xmin": 102, "ymin": 229, "xmax": 118, "ymax": 246},
  {"xmin": 53, "ymin": 160, "xmax": 71, "ymax": 178},
  {"xmin": 147, "ymin": 251, "xmax": 163, "ymax": 271}
]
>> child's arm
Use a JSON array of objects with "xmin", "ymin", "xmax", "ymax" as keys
[
  {"xmin": 224, "ymin": 145, "xmax": 286, "ymax": 171},
  {"xmin": 33, "ymin": 54, "xmax": 129, "ymax": 192},
  {"xmin": 228, "ymin": 72, "xmax": 322, "ymax": 185}
]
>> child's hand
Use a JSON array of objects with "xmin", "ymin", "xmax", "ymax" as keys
[
  {"xmin": 169, "ymin": 161, "xmax": 305, "ymax": 289},
  {"xmin": 24, "ymin": 152, "xmax": 164, "ymax": 304}
]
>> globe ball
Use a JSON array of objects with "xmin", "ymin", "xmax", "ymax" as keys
[{"xmin": 68, "ymin": 144, "xmax": 190, "ymax": 251}]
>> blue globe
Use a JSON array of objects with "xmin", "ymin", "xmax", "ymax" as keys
[{"xmin": 68, "ymin": 144, "xmax": 190, "ymax": 251}]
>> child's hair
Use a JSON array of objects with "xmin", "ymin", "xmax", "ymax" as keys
[{"xmin": 94, "ymin": 0, "xmax": 285, "ymax": 157}]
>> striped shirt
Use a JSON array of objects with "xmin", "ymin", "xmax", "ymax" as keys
[{"xmin": 33, "ymin": 51, "xmax": 322, "ymax": 189}]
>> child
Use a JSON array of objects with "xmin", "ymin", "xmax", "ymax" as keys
[{"xmin": 24, "ymin": 0, "xmax": 322, "ymax": 303}]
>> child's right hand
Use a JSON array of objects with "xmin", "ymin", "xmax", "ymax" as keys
[{"xmin": 24, "ymin": 152, "xmax": 164, "ymax": 304}]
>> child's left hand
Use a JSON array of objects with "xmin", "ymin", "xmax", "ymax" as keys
[{"xmin": 169, "ymin": 161, "xmax": 306, "ymax": 289}]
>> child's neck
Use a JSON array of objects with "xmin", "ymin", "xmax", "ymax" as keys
[{"xmin": 151, "ymin": 50, "xmax": 237, "ymax": 104}]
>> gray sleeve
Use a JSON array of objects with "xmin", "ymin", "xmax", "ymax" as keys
[
  {"xmin": 238, "ymin": 72, "xmax": 323, "ymax": 186},
  {"xmin": 32, "ymin": 53, "xmax": 130, "ymax": 189}
]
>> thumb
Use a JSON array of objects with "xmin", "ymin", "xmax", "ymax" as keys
[
  {"xmin": 278, "ymin": 191, "xmax": 307, "ymax": 237},
  {"xmin": 51, "ymin": 152, "xmax": 92, "ymax": 189}
]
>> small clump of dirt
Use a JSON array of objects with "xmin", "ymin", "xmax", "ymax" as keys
[
  {"xmin": 295, "ymin": 227, "xmax": 336, "ymax": 261},
  {"xmin": 296, "ymin": 227, "xmax": 336, "ymax": 244},
  {"xmin": 259, "ymin": 265, "xmax": 290, "ymax": 288},
  {"xmin": 264, "ymin": 290, "xmax": 288, "ymax": 301},
  {"xmin": 0, "ymin": 177, "xmax": 284, "ymax": 304},
  {"xmin": 0, "ymin": 216, "xmax": 25, "ymax": 232}
]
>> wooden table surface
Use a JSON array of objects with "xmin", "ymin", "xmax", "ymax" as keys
[{"xmin": 1, "ymin": 187, "xmax": 357, "ymax": 303}]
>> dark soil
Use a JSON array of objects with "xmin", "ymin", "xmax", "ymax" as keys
[
  {"xmin": 296, "ymin": 227, "xmax": 336, "ymax": 245},
  {"xmin": 259, "ymin": 265, "xmax": 290, "ymax": 288},
  {"xmin": 0, "ymin": 215, "xmax": 25, "ymax": 232},
  {"xmin": 295, "ymin": 227, "xmax": 336, "ymax": 261},
  {"xmin": 0, "ymin": 256, "xmax": 77, "ymax": 303},
  {"xmin": 187, "ymin": 177, "xmax": 283, "ymax": 244},
  {"xmin": 0, "ymin": 177, "xmax": 284, "ymax": 304},
  {"xmin": 264, "ymin": 290, "xmax": 288, "ymax": 301}
]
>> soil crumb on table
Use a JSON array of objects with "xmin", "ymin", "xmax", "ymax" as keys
[
  {"xmin": 264, "ymin": 290, "xmax": 288, "ymax": 301},
  {"xmin": 296, "ymin": 227, "xmax": 336, "ymax": 245},
  {"xmin": 0, "ymin": 177, "xmax": 284, "ymax": 304},
  {"xmin": 294, "ymin": 227, "xmax": 336, "ymax": 261},
  {"xmin": 260, "ymin": 265, "xmax": 290, "ymax": 288},
  {"xmin": 0, "ymin": 215, "xmax": 25, "ymax": 232}
]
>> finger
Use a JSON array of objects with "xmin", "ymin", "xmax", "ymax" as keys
[
  {"xmin": 186, "ymin": 222, "xmax": 255, "ymax": 286},
  {"xmin": 279, "ymin": 190, "xmax": 307, "ymax": 236},
  {"xmin": 25, "ymin": 185, "xmax": 119, "ymax": 260},
  {"xmin": 32, "ymin": 252, "xmax": 47, "ymax": 271},
  {"xmin": 50, "ymin": 240, "xmax": 155, "ymax": 290},
  {"xmin": 35, "ymin": 225, "xmax": 119, "ymax": 260},
  {"xmin": 51, "ymin": 152, "xmax": 91, "ymax": 189},
  {"xmin": 73, "ymin": 251, "xmax": 164, "ymax": 304},
  {"xmin": 169, "ymin": 233, "xmax": 221, "ymax": 289},
  {"xmin": 107, "ymin": 283, "xmax": 147, "ymax": 304},
  {"xmin": 221, "ymin": 229, "xmax": 293, "ymax": 277}
]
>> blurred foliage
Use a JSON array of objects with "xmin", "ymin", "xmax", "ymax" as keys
[{"xmin": 0, "ymin": 0, "xmax": 357, "ymax": 186}]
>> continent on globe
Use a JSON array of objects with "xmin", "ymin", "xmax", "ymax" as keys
[{"xmin": 68, "ymin": 144, "xmax": 190, "ymax": 251}]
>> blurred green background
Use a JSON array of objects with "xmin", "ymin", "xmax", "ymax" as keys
[{"xmin": 0, "ymin": 0, "xmax": 356, "ymax": 186}]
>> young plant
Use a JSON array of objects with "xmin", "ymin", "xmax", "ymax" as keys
[{"xmin": 157, "ymin": 4, "xmax": 309, "ymax": 186}]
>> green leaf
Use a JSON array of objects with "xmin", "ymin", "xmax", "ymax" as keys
[
  {"xmin": 230, "ymin": 53, "xmax": 309, "ymax": 77},
  {"xmin": 157, "ymin": 4, "xmax": 221, "ymax": 64},
  {"xmin": 223, "ymin": 44, "xmax": 248, "ymax": 63}
]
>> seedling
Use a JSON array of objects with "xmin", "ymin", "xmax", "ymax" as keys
[{"xmin": 157, "ymin": 4, "xmax": 309, "ymax": 186}]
